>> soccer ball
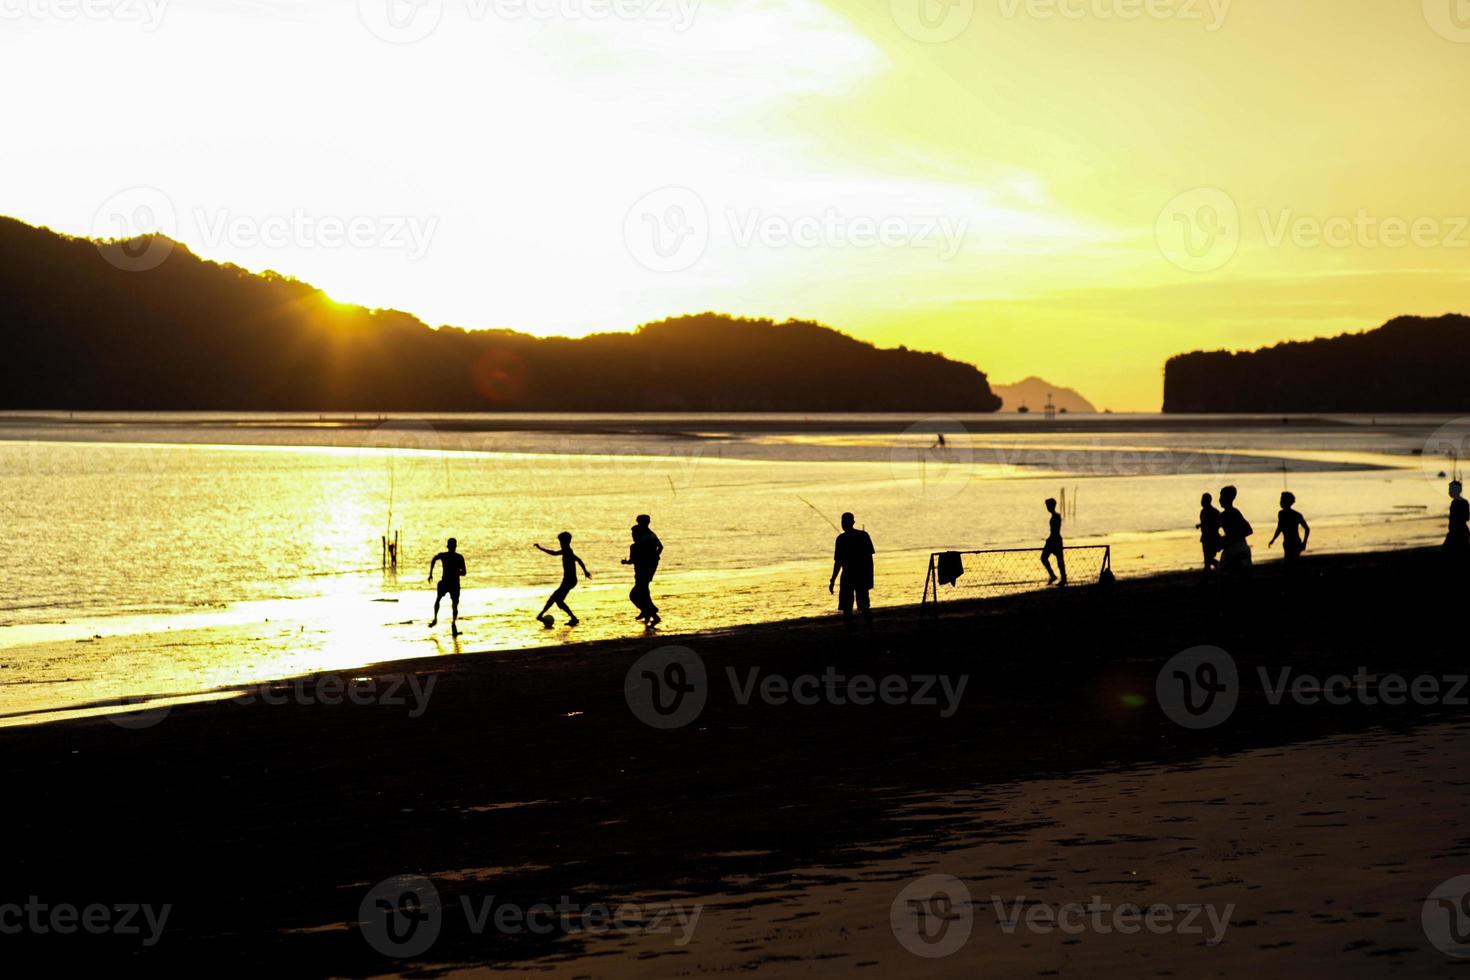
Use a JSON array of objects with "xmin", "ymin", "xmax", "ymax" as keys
[{"xmin": 540, "ymin": 615, "xmax": 555, "ymax": 628}]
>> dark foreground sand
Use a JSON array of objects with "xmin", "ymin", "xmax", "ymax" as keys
[{"xmin": 1, "ymin": 549, "xmax": 1467, "ymax": 977}]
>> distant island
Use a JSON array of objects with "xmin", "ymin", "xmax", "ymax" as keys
[
  {"xmin": 990, "ymin": 377, "xmax": 1096, "ymax": 414},
  {"xmin": 1164, "ymin": 314, "xmax": 1470, "ymax": 413},
  {"xmin": 0, "ymin": 216, "xmax": 1002, "ymax": 413}
]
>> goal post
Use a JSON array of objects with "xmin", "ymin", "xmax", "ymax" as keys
[{"xmin": 921, "ymin": 544, "xmax": 1112, "ymax": 612}]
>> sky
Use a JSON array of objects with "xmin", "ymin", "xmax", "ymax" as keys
[{"xmin": 3, "ymin": 0, "xmax": 1468, "ymax": 410}]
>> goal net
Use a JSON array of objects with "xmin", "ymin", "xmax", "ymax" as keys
[{"xmin": 921, "ymin": 545, "xmax": 1112, "ymax": 611}]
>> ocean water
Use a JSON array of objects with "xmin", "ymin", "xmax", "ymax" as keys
[{"xmin": 0, "ymin": 413, "xmax": 1461, "ymax": 723}]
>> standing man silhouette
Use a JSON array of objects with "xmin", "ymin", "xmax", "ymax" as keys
[
  {"xmin": 1446, "ymin": 480, "xmax": 1469, "ymax": 561},
  {"xmin": 622, "ymin": 514, "xmax": 664, "ymax": 626},
  {"xmin": 1218, "ymin": 485, "xmax": 1254, "ymax": 574},
  {"xmin": 829, "ymin": 512, "xmax": 874, "ymax": 628},
  {"xmin": 1041, "ymin": 497, "xmax": 1067, "ymax": 586},
  {"xmin": 428, "ymin": 538, "xmax": 467, "ymax": 635},
  {"xmin": 1197, "ymin": 492, "xmax": 1221, "ymax": 572}
]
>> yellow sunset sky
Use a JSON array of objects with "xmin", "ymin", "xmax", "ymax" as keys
[{"xmin": 3, "ymin": 0, "xmax": 1468, "ymax": 409}]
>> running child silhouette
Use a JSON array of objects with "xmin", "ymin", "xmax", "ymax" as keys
[
  {"xmin": 427, "ymin": 537, "xmax": 466, "ymax": 635},
  {"xmin": 534, "ymin": 532, "xmax": 591, "ymax": 627},
  {"xmin": 1268, "ymin": 491, "xmax": 1310, "ymax": 567}
]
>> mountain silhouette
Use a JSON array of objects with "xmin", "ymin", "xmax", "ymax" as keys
[
  {"xmin": 1164, "ymin": 314, "xmax": 1470, "ymax": 413},
  {"xmin": 991, "ymin": 377, "xmax": 1097, "ymax": 413},
  {"xmin": 0, "ymin": 216, "xmax": 1002, "ymax": 413}
]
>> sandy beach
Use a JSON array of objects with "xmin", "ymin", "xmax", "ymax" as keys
[{"xmin": 2, "ymin": 547, "xmax": 1467, "ymax": 975}]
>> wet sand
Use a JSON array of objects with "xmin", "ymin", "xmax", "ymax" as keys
[{"xmin": 1, "ymin": 548, "xmax": 1466, "ymax": 976}]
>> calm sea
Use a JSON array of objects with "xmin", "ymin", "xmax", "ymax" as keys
[{"xmin": 0, "ymin": 412, "xmax": 1459, "ymax": 723}]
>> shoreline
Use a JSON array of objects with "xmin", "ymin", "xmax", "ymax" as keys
[
  {"xmin": 0, "ymin": 540, "xmax": 1441, "ymax": 728},
  {"xmin": 2, "ymin": 546, "xmax": 1467, "ymax": 975},
  {"xmin": 0, "ymin": 410, "xmax": 1455, "ymax": 437}
]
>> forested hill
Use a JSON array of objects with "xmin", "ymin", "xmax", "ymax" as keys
[
  {"xmin": 1163, "ymin": 315, "xmax": 1470, "ymax": 413},
  {"xmin": 0, "ymin": 216, "xmax": 1002, "ymax": 413}
]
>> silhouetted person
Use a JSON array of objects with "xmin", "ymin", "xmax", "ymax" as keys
[
  {"xmin": 535, "ymin": 532, "xmax": 591, "ymax": 627},
  {"xmin": 1446, "ymin": 480, "xmax": 1469, "ymax": 561},
  {"xmin": 428, "ymin": 538, "xmax": 466, "ymax": 634},
  {"xmin": 1269, "ymin": 491, "xmax": 1310, "ymax": 567},
  {"xmin": 829, "ymin": 512, "xmax": 874, "ymax": 628},
  {"xmin": 1218, "ymin": 485, "xmax": 1253, "ymax": 574},
  {"xmin": 1041, "ymin": 497, "xmax": 1067, "ymax": 586},
  {"xmin": 1196, "ymin": 492, "xmax": 1221, "ymax": 571},
  {"xmin": 622, "ymin": 514, "xmax": 663, "ymax": 626}
]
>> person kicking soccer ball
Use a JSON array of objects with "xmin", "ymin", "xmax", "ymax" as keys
[{"xmin": 534, "ymin": 532, "xmax": 591, "ymax": 627}]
